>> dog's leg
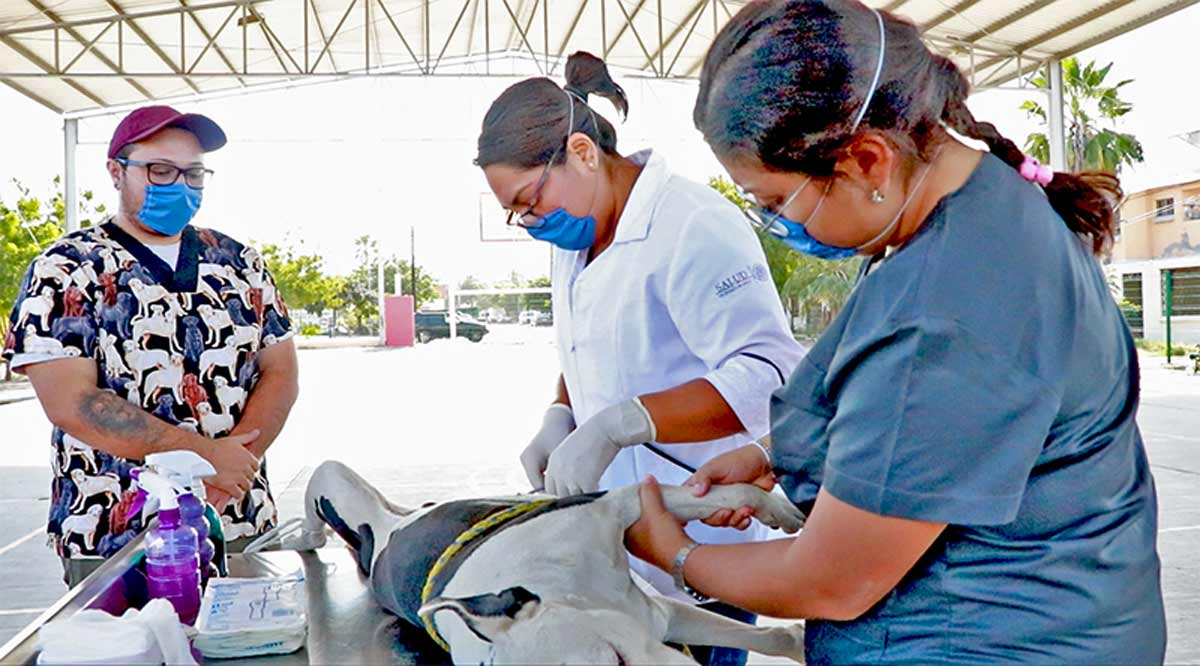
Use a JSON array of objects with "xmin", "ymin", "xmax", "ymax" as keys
[
  {"xmin": 653, "ymin": 597, "xmax": 805, "ymax": 661},
  {"xmin": 280, "ymin": 461, "xmax": 411, "ymax": 574},
  {"xmin": 609, "ymin": 483, "xmax": 805, "ymax": 534}
]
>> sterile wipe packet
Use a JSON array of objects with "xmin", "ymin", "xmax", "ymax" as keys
[{"xmin": 194, "ymin": 574, "xmax": 307, "ymax": 659}]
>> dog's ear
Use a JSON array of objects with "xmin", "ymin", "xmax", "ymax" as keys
[{"xmin": 418, "ymin": 586, "xmax": 541, "ymax": 643}]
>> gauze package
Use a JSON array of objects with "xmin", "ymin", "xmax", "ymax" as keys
[{"xmin": 193, "ymin": 574, "xmax": 307, "ymax": 659}]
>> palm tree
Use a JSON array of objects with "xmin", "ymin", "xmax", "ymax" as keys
[
  {"xmin": 784, "ymin": 258, "xmax": 858, "ymax": 311},
  {"xmin": 1020, "ymin": 57, "xmax": 1144, "ymax": 173}
]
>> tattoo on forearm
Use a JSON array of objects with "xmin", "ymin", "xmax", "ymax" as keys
[{"xmin": 78, "ymin": 391, "xmax": 167, "ymax": 442}]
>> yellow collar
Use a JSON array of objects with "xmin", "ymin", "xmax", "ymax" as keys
[{"xmin": 419, "ymin": 499, "xmax": 554, "ymax": 652}]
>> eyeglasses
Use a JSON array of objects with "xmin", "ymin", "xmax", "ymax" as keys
[
  {"xmin": 504, "ymin": 146, "xmax": 561, "ymax": 229},
  {"xmin": 740, "ymin": 178, "xmax": 812, "ymax": 238},
  {"xmin": 115, "ymin": 158, "xmax": 214, "ymax": 190}
]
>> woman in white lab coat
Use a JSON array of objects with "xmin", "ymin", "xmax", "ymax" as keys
[{"xmin": 476, "ymin": 52, "xmax": 805, "ymax": 666}]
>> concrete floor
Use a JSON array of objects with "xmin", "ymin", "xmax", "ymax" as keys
[{"xmin": 0, "ymin": 332, "xmax": 1197, "ymax": 662}]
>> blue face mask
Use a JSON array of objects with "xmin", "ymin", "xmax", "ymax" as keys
[
  {"xmin": 770, "ymin": 215, "xmax": 859, "ymax": 260},
  {"xmin": 138, "ymin": 182, "xmax": 202, "ymax": 236},
  {"xmin": 526, "ymin": 207, "xmax": 597, "ymax": 250},
  {"xmin": 754, "ymin": 179, "xmax": 859, "ymax": 260}
]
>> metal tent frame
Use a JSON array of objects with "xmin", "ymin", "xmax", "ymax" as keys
[{"xmin": 0, "ymin": 0, "xmax": 1193, "ymax": 229}]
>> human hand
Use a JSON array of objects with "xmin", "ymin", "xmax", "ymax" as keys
[
  {"xmin": 685, "ymin": 444, "xmax": 774, "ymax": 529},
  {"xmin": 520, "ymin": 404, "xmax": 575, "ymax": 490},
  {"xmin": 204, "ymin": 483, "xmax": 233, "ymax": 513},
  {"xmin": 202, "ymin": 430, "xmax": 261, "ymax": 501},
  {"xmin": 623, "ymin": 476, "xmax": 690, "ymax": 571},
  {"xmin": 544, "ymin": 399, "xmax": 655, "ymax": 496}
]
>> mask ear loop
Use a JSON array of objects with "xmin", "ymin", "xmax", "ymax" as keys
[
  {"xmin": 786, "ymin": 9, "xmax": 888, "ymax": 251},
  {"xmin": 563, "ymin": 87, "xmax": 603, "ymax": 165},
  {"xmin": 561, "ymin": 87, "xmax": 603, "ymax": 235},
  {"xmin": 562, "ymin": 88, "xmax": 577, "ymax": 152},
  {"xmin": 564, "ymin": 87, "xmax": 601, "ymax": 135}
]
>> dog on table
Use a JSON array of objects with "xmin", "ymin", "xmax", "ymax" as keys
[{"xmin": 249, "ymin": 460, "xmax": 806, "ymax": 665}]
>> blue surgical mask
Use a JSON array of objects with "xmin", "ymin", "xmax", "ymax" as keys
[
  {"xmin": 526, "ymin": 207, "xmax": 597, "ymax": 250},
  {"xmin": 771, "ymin": 217, "xmax": 859, "ymax": 260},
  {"xmin": 762, "ymin": 180, "xmax": 862, "ymax": 260},
  {"xmin": 138, "ymin": 182, "xmax": 202, "ymax": 236}
]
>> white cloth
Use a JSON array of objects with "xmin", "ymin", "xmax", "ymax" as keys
[
  {"xmin": 551, "ymin": 149, "xmax": 806, "ymax": 601},
  {"xmin": 37, "ymin": 598, "xmax": 197, "ymax": 665}
]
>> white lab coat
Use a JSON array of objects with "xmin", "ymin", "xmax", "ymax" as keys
[{"xmin": 551, "ymin": 149, "xmax": 806, "ymax": 601}]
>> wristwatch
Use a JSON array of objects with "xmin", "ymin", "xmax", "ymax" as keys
[{"xmin": 671, "ymin": 540, "xmax": 710, "ymax": 602}]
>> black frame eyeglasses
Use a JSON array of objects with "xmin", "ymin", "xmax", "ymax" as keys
[
  {"xmin": 115, "ymin": 158, "xmax": 215, "ymax": 190},
  {"xmin": 504, "ymin": 146, "xmax": 561, "ymax": 230}
]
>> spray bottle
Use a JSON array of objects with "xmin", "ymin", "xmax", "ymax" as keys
[
  {"xmin": 145, "ymin": 451, "xmax": 221, "ymax": 585},
  {"xmin": 138, "ymin": 469, "xmax": 202, "ymax": 625}
]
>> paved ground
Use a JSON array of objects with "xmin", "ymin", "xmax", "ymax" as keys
[{"xmin": 0, "ymin": 329, "xmax": 1197, "ymax": 662}]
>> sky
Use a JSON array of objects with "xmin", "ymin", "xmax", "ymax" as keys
[{"xmin": 1, "ymin": 4, "xmax": 1197, "ymax": 285}]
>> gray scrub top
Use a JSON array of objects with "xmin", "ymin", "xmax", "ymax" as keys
[{"xmin": 771, "ymin": 154, "xmax": 1166, "ymax": 665}]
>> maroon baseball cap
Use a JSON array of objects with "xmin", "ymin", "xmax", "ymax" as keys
[{"xmin": 107, "ymin": 105, "xmax": 227, "ymax": 159}]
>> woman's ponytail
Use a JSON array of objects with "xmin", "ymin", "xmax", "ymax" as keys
[
  {"xmin": 937, "ymin": 55, "xmax": 1121, "ymax": 255},
  {"xmin": 476, "ymin": 51, "xmax": 628, "ymax": 169}
]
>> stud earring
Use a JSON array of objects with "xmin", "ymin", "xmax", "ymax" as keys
[{"xmin": 870, "ymin": 189, "xmax": 885, "ymax": 204}]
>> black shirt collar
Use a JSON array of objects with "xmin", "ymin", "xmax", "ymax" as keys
[{"xmin": 101, "ymin": 219, "xmax": 201, "ymax": 292}]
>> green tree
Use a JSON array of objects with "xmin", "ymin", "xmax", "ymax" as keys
[
  {"xmin": 2, "ymin": 178, "xmax": 106, "ymax": 377},
  {"xmin": 1020, "ymin": 57, "xmax": 1144, "ymax": 173},
  {"xmin": 526, "ymin": 275, "xmax": 552, "ymax": 312},
  {"xmin": 258, "ymin": 239, "xmax": 344, "ymax": 315},
  {"xmin": 338, "ymin": 235, "xmax": 439, "ymax": 333},
  {"xmin": 456, "ymin": 275, "xmax": 487, "ymax": 310},
  {"xmin": 386, "ymin": 259, "xmax": 438, "ymax": 308}
]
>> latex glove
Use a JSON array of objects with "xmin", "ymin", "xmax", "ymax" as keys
[
  {"xmin": 544, "ymin": 398, "xmax": 656, "ymax": 496},
  {"xmin": 520, "ymin": 404, "xmax": 576, "ymax": 490}
]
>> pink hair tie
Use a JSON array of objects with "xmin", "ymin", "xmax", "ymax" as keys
[{"xmin": 1019, "ymin": 156, "xmax": 1054, "ymax": 186}]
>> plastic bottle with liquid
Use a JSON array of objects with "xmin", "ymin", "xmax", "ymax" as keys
[
  {"xmin": 139, "ymin": 470, "xmax": 202, "ymax": 625},
  {"xmin": 146, "ymin": 452, "xmax": 220, "ymax": 585}
]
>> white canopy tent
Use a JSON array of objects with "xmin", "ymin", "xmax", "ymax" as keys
[{"xmin": 0, "ymin": 0, "xmax": 1194, "ymax": 229}]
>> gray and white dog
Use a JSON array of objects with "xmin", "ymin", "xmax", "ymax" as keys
[{"xmin": 250, "ymin": 460, "xmax": 806, "ymax": 665}]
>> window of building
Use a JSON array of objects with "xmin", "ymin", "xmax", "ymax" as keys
[
  {"xmin": 1122, "ymin": 273, "xmax": 1143, "ymax": 337},
  {"xmin": 1164, "ymin": 267, "xmax": 1200, "ymax": 317},
  {"xmin": 1154, "ymin": 197, "xmax": 1175, "ymax": 221},
  {"xmin": 1184, "ymin": 199, "xmax": 1200, "ymax": 221}
]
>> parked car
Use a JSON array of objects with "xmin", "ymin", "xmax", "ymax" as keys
[
  {"xmin": 518, "ymin": 310, "xmax": 539, "ymax": 326},
  {"xmin": 414, "ymin": 311, "xmax": 489, "ymax": 343},
  {"xmin": 534, "ymin": 311, "xmax": 554, "ymax": 326}
]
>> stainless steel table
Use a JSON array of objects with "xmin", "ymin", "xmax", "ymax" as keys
[{"xmin": 0, "ymin": 535, "xmax": 448, "ymax": 665}]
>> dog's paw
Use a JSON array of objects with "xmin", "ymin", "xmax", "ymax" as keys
[
  {"xmin": 281, "ymin": 528, "xmax": 328, "ymax": 551},
  {"xmin": 766, "ymin": 622, "xmax": 806, "ymax": 661},
  {"xmin": 753, "ymin": 491, "xmax": 806, "ymax": 533}
]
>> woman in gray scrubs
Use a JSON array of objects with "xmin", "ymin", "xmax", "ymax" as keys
[{"xmin": 625, "ymin": 1, "xmax": 1166, "ymax": 664}]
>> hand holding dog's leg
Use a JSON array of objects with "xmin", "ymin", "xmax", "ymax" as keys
[{"xmin": 623, "ymin": 476, "xmax": 805, "ymax": 570}]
